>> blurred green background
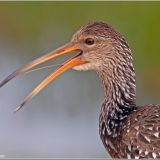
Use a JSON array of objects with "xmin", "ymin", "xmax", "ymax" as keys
[{"xmin": 0, "ymin": 2, "xmax": 160, "ymax": 158}]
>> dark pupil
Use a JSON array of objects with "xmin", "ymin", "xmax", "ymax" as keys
[{"xmin": 85, "ymin": 38, "xmax": 94, "ymax": 45}]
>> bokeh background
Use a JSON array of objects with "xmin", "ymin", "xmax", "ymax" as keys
[{"xmin": 0, "ymin": 2, "xmax": 160, "ymax": 158}]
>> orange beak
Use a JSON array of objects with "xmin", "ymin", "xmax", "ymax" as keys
[{"xmin": 0, "ymin": 42, "xmax": 87, "ymax": 112}]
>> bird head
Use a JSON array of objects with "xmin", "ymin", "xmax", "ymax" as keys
[
  {"xmin": 0, "ymin": 22, "xmax": 132, "ymax": 111},
  {"xmin": 71, "ymin": 22, "xmax": 125, "ymax": 71}
]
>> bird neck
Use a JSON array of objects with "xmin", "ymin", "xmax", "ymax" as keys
[{"xmin": 98, "ymin": 56, "xmax": 137, "ymax": 138}]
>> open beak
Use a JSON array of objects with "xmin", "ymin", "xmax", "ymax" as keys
[{"xmin": 0, "ymin": 42, "xmax": 87, "ymax": 112}]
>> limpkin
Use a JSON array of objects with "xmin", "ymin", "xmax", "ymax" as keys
[{"xmin": 0, "ymin": 22, "xmax": 160, "ymax": 159}]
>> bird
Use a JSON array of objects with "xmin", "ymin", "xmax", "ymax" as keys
[{"xmin": 0, "ymin": 22, "xmax": 160, "ymax": 159}]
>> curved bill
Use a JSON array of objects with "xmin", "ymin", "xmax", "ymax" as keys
[
  {"xmin": 0, "ymin": 42, "xmax": 87, "ymax": 112},
  {"xmin": 0, "ymin": 43, "xmax": 80, "ymax": 88}
]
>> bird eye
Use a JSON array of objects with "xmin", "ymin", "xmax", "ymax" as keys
[{"xmin": 85, "ymin": 38, "xmax": 95, "ymax": 45}]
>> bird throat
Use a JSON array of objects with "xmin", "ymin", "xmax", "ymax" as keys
[{"xmin": 98, "ymin": 66, "xmax": 136, "ymax": 139}]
